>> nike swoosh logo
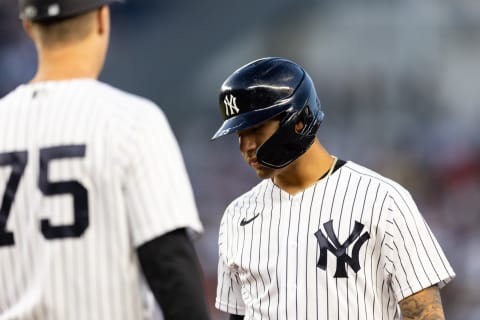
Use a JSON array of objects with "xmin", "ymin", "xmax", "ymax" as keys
[{"xmin": 240, "ymin": 213, "xmax": 260, "ymax": 226}]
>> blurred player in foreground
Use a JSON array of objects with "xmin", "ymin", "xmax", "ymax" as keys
[
  {"xmin": 0, "ymin": 0, "xmax": 210, "ymax": 319},
  {"xmin": 212, "ymin": 57, "xmax": 455, "ymax": 320}
]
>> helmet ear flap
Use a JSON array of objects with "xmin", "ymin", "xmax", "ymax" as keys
[
  {"xmin": 256, "ymin": 119, "xmax": 300, "ymax": 169},
  {"xmin": 256, "ymin": 98, "xmax": 324, "ymax": 169},
  {"xmin": 295, "ymin": 105, "xmax": 311, "ymax": 134},
  {"xmin": 293, "ymin": 104, "xmax": 317, "ymax": 135},
  {"xmin": 256, "ymin": 114, "xmax": 318, "ymax": 169}
]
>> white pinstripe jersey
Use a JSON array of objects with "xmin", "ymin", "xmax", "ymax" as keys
[
  {"xmin": 216, "ymin": 160, "xmax": 454, "ymax": 319},
  {"xmin": 0, "ymin": 79, "xmax": 203, "ymax": 320}
]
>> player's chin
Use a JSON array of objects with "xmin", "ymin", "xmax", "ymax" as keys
[{"xmin": 253, "ymin": 166, "xmax": 275, "ymax": 180}]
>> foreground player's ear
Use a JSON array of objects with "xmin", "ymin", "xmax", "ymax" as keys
[
  {"xmin": 96, "ymin": 5, "xmax": 110, "ymax": 35},
  {"xmin": 22, "ymin": 20, "xmax": 34, "ymax": 40}
]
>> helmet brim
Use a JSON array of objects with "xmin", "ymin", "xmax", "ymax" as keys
[{"xmin": 211, "ymin": 103, "xmax": 292, "ymax": 140}]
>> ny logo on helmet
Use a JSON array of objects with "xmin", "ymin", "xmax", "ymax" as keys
[{"xmin": 224, "ymin": 94, "xmax": 240, "ymax": 116}]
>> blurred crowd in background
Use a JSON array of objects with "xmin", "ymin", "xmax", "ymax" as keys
[{"xmin": 1, "ymin": 0, "xmax": 479, "ymax": 319}]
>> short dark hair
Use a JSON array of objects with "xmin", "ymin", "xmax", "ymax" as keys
[{"xmin": 31, "ymin": 9, "xmax": 96, "ymax": 48}]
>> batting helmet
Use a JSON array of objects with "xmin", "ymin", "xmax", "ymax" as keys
[
  {"xmin": 19, "ymin": 0, "xmax": 123, "ymax": 22},
  {"xmin": 212, "ymin": 57, "xmax": 325, "ymax": 169}
]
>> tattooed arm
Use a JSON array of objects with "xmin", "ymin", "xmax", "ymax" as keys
[{"xmin": 399, "ymin": 285, "xmax": 446, "ymax": 320}]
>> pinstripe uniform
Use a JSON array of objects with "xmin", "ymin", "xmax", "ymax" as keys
[
  {"xmin": 215, "ymin": 160, "xmax": 454, "ymax": 319},
  {"xmin": 0, "ymin": 79, "xmax": 203, "ymax": 319}
]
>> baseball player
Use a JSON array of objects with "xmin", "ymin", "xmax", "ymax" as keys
[
  {"xmin": 211, "ymin": 57, "xmax": 455, "ymax": 320},
  {"xmin": 0, "ymin": 1, "xmax": 210, "ymax": 319}
]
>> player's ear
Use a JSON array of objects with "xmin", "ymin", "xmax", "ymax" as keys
[
  {"xmin": 295, "ymin": 106, "xmax": 310, "ymax": 133},
  {"xmin": 96, "ymin": 5, "xmax": 110, "ymax": 35},
  {"xmin": 295, "ymin": 120, "xmax": 305, "ymax": 133},
  {"xmin": 22, "ymin": 20, "xmax": 34, "ymax": 40}
]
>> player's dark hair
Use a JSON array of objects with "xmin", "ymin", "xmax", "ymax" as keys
[{"xmin": 32, "ymin": 9, "xmax": 96, "ymax": 47}]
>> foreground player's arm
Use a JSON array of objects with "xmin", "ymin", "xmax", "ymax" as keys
[
  {"xmin": 399, "ymin": 285, "xmax": 446, "ymax": 320},
  {"xmin": 137, "ymin": 228, "xmax": 210, "ymax": 320}
]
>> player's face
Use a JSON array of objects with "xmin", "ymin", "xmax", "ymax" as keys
[{"xmin": 237, "ymin": 119, "xmax": 280, "ymax": 179}]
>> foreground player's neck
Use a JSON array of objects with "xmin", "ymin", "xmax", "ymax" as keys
[
  {"xmin": 31, "ymin": 45, "xmax": 104, "ymax": 83},
  {"xmin": 272, "ymin": 140, "xmax": 334, "ymax": 196}
]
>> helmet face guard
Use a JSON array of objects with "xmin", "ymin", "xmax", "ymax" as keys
[
  {"xmin": 212, "ymin": 57, "xmax": 324, "ymax": 169},
  {"xmin": 19, "ymin": 0, "xmax": 123, "ymax": 22}
]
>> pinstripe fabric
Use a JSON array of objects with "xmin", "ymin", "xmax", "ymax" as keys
[
  {"xmin": 0, "ymin": 79, "xmax": 203, "ymax": 320},
  {"xmin": 215, "ymin": 161, "xmax": 454, "ymax": 320}
]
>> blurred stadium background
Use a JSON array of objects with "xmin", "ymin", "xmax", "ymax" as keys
[{"xmin": 1, "ymin": 0, "xmax": 479, "ymax": 319}]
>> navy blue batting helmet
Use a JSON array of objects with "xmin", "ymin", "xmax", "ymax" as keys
[{"xmin": 212, "ymin": 57, "xmax": 324, "ymax": 169}]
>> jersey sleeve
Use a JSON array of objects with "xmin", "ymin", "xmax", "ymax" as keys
[
  {"xmin": 384, "ymin": 186, "xmax": 455, "ymax": 301},
  {"xmin": 122, "ymin": 103, "xmax": 203, "ymax": 247},
  {"xmin": 215, "ymin": 210, "xmax": 246, "ymax": 315}
]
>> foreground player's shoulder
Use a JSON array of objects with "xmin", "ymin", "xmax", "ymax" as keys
[
  {"xmin": 0, "ymin": 83, "xmax": 30, "ymax": 107},
  {"xmin": 92, "ymin": 81, "xmax": 173, "ymax": 139},
  {"xmin": 92, "ymin": 81, "xmax": 163, "ymax": 115}
]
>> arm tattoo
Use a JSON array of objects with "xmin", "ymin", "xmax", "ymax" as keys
[{"xmin": 399, "ymin": 285, "xmax": 446, "ymax": 320}]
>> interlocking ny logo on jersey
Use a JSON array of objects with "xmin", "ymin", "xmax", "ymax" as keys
[
  {"xmin": 224, "ymin": 94, "xmax": 240, "ymax": 116},
  {"xmin": 314, "ymin": 220, "xmax": 370, "ymax": 278}
]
